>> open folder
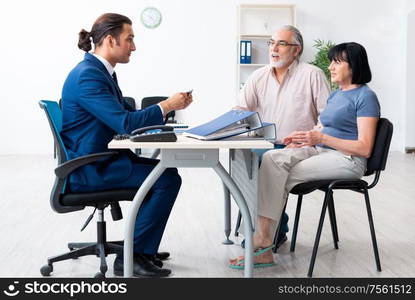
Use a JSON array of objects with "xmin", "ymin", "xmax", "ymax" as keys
[{"xmin": 183, "ymin": 110, "xmax": 276, "ymax": 141}]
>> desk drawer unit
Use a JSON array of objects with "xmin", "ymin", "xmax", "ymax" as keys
[
  {"xmin": 161, "ymin": 149, "xmax": 219, "ymax": 168},
  {"xmin": 230, "ymin": 149, "xmax": 259, "ymax": 231}
]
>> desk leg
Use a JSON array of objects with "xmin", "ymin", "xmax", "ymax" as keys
[
  {"xmin": 213, "ymin": 162, "xmax": 254, "ymax": 278},
  {"xmin": 222, "ymin": 183, "xmax": 233, "ymax": 245},
  {"xmin": 123, "ymin": 162, "xmax": 166, "ymax": 277},
  {"xmin": 149, "ymin": 148, "xmax": 161, "ymax": 159}
]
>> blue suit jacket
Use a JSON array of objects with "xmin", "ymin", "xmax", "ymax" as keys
[{"xmin": 61, "ymin": 53, "xmax": 163, "ymax": 190}]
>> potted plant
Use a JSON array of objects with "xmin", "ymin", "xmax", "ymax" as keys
[{"xmin": 309, "ymin": 39, "xmax": 337, "ymax": 90}]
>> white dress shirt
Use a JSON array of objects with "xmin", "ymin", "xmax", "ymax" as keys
[
  {"xmin": 92, "ymin": 53, "xmax": 165, "ymax": 115},
  {"xmin": 237, "ymin": 60, "xmax": 330, "ymax": 143}
]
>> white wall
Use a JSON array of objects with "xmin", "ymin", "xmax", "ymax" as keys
[
  {"xmin": 0, "ymin": 0, "xmax": 409, "ymax": 154},
  {"xmin": 405, "ymin": 0, "xmax": 415, "ymax": 148}
]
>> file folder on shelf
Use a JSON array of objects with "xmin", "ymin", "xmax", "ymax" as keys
[
  {"xmin": 183, "ymin": 110, "xmax": 276, "ymax": 141},
  {"xmin": 240, "ymin": 41, "xmax": 246, "ymax": 64},
  {"xmin": 246, "ymin": 41, "xmax": 252, "ymax": 64},
  {"xmin": 240, "ymin": 40, "xmax": 252, "ymax": 64}
]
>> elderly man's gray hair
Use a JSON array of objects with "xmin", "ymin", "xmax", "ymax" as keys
[{"xmin": 278, "ymin": 25, "xmax": 304, "ymax": 57}]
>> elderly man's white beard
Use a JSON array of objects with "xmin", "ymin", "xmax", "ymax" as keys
[
  {"xmin": 270, "ymin": 50, "xmax": 296, "ymax": 69},
  {"xmin": 270, "ymin": 60, "xmax": 288, "ymax": 68},
  {"xmin": 270, "ymin": 60, "xmax": 286, "ymax": 69}
]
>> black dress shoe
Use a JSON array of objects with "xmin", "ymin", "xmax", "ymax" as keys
[
  {"xmin": 155, "ymin": 252, "xmax": 170, "ymax": 260},
  {"xmin": 142, "ymin": 254, "xmax": 163, "ymax": 268},
  {"xmin": 113, "ymin": 254, "xmax": 171, "ymax": 277}
]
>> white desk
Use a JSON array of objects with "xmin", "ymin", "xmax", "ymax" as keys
[{"xmin": 108, "ymin": 135, "xmax": 273, "ymax": 278}]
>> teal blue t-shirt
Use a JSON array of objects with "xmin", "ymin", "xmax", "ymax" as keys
[{"xmin": 320, "ymin": 85, "xmax": 380, "ymax": 141}]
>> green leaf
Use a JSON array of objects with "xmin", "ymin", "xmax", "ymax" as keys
[{"xmin": 308, "ymin": 39, "xmax": 338, "ymax": 90}]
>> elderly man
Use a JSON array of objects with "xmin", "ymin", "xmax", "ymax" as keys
[{"xmin": 236, "ymin": 25, "xmax": 330, "ymax": 251}]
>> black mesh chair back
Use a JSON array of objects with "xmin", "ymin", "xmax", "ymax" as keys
[
  {"xmin": 141, "ymin": 96, "xmax": 168, "ymax": 108},
  {"xmin": 48, "ymin": 99, "xmax": 68, "ymax": 163},
  {"xmin": 141, "ymin": 96, "xmax": 175, "ymax": 122},
  {"xmin": 123, "ymin": 96, "xmax": 136, "ymax": 110},
  {"xmin": 39, "ymin": 100, "xmax": 80, "ymax": 213},
  {"xmin": 365, "ymin": 118, "xmax": 393, "ymax": 176}
]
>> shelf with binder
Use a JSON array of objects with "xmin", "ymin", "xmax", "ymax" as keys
[
  {"xmin": 239, "ymin": 36, "xmax": 270, "ymax": 65},
  {"xmin": 240, "ymin": 34, "xmax": 271, "ymax": 39},
  {"xmin": 238, "ymin": 36, "xmax": 270, "ymax": 88},
  {"xmin": 239, "ymin": 40, "xmax": 252, "ymax": 64},
  {"xmin": 236, "ymin": 4, "xmax": 296, "ymax": 92},
  {"xmin": 239, "ymin": 64, "xmax": 267, "ymax": 67}
]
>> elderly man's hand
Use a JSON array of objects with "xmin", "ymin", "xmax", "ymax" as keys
[
  {"xmin": 284, "ymin": 130, "xmax": 323, "ymax": 146},
  {"xmin": 283, "ymin": 130, "xmax": 323, "ymax": 147}
]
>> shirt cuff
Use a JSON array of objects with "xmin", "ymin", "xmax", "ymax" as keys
[{"xmin": 157, "ymin": 103, "xmax": 165, "ymax": 116}]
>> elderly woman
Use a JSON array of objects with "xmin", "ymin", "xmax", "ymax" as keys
[{"xmin": 230, "ymin": 42, "xmax": 380, "ymax": 269}]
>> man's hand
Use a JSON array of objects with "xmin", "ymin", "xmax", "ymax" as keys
[
  {"xmin": 283, "ymin": 130, "xmax": 324, "ymax": 147},
  {"xmin": 160, "ymin": 92, "xmax": 193, "ymax": 114},
  {"xmin": 285, "ymin": 143, "xmax": 303, "ymax": 148}
]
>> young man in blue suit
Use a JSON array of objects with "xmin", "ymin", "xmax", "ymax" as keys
[{"xmin": 61, "ymin": 13, "xmax": 192, "ymax": 277}]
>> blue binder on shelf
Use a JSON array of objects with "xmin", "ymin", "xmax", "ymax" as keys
[
  {"xmin": 246, "ymin": 41, "xmax": 252, "ymax": 64},
  {"xmin": 183, "ymin": 110, "xmax": 276, "ymax": 141},
  {"xmin": 240, "ymin": 41, "xmax": 246, "ymax": 64},
  {"xmin": 240, "ymin": 40, "xmax": 252, "ymax": 64}
]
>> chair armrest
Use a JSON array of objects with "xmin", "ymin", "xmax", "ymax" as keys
[{"xmin": 55, "ymin": 152, "xmax": 118, "ymax": 179}]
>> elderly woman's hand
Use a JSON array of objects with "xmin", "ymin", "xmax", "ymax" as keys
[
  {"xmin": 292, "ymin": 130, "xmax": 323, "ymax": 146},
  {"xmin": 283, "ymin": 130, "xmax": 324, "ymax": 147},
  {"xmin": 283, "ymin": 131, "xmax": 300, "ymax": 145}
]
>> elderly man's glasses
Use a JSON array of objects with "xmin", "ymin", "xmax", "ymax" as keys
[{"xmin": 267, "ymin": 40, "xmax": 299, "ymax": 47}]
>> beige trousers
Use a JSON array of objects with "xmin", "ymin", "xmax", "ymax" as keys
[{"xmin": 258, "ymin": 146, "xmax": 367, "ymax": 238}]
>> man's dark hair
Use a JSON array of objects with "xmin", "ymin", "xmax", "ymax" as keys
[
  {"xmin": 328, "ymin": 42, "xmax": 372, "ymax": 84},
  {"xmin": 78, "ymin": 13, "xmax": 132, "ymax": 52}
]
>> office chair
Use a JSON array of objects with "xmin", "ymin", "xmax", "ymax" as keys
[
  {"xmin": 284, "ymin": 118, "xmax": 393, "ymax": 277},
  {"xmin": 54, "ymin": 97, "xmax": 136, "ymax": 159},
  {"xmin": 39, "ymin": 100, "xmax": 138, "ymax": 278},
  {"xmin": 139, "ymin": 96, "xmax": 173, "ymax": 159},
  {"xmin": 123, "ymin": 96, "xmax": 136, "ymax": 110},
  {"xmin": 141, "ymin": 96, "xmax": 175, "ymax": 123}
]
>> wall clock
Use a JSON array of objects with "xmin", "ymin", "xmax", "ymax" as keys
[{"xmin": 141, "ymin": 7, "xmax": 162, "ymax": 29}]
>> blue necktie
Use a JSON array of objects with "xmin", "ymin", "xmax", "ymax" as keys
[{"xmin": 112, "ymin": 72, "xmax": 118, "ymax": 85}]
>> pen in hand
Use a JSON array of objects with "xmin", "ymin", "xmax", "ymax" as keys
[{"xmin": 184, "ymin": 89, "xmax": 193, "ymax": 106}]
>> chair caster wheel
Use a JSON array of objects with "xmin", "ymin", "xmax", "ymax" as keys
[
  {"xmin": 94, "ymin": 272, "xmax": 106, "ymax": 279},
  {"xmin": 40, "ymin": 264, "xmax": 53, "ymax": 276}
]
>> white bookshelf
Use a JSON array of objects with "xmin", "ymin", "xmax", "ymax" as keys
[{"xmin": 236, "ymin": 4, "xmax": 296, "ymax": 92}]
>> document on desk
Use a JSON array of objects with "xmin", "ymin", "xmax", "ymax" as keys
[{"xmin": 183, "ymin": 110, "xmax": 275, "ymax": 141}]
